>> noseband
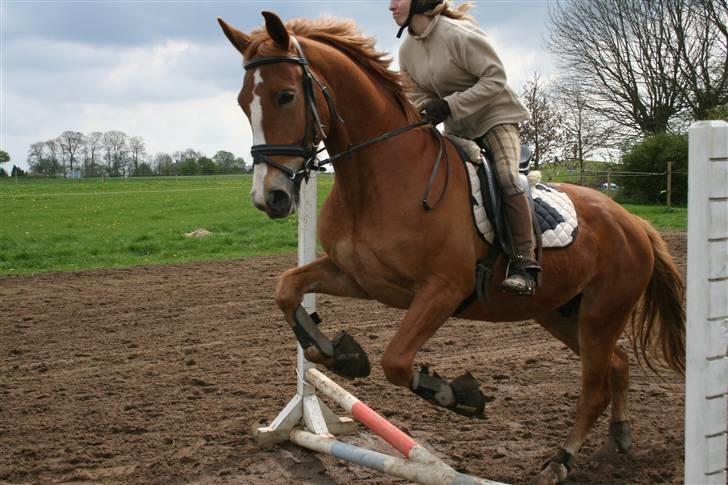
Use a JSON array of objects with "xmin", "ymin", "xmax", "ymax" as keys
[{"xmin": 244, "ymin": 36, "xmax": 341, "ymax": 186}]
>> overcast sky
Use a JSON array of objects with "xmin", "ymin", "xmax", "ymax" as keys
[{"xmin": 0, "ymin": 0, "xmax": 554, "ymax": 171}]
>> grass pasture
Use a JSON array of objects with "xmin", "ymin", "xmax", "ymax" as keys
[
  {"xmin": 0, "ymin": 175, "xmax": 333, "ymax": 275},
  {"xmin": 0, "ymin": 174, "xmax": 685, "ymax": 275}
]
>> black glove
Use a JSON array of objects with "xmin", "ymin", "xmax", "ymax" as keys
[{"xmin": 421, "ymin": 99, "xmax": 451, "ymax": 124}]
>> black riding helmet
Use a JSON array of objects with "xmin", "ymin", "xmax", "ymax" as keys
[{"xmin": 396, "ymin": 0, "xmax": 445, "ymax": 38}]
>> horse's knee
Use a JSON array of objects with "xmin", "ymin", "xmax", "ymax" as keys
[
  {"xmin": 274, "ymin": 269, "xmax": 302, "ymax": 312},
  {"xmin": 381, "ymin": 351, "xmax": 413, "ymax": 387}
]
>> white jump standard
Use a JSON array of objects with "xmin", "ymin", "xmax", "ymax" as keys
[{"xmin": 254, "ymin": 174, "xmax": 503, "ymax": 485}]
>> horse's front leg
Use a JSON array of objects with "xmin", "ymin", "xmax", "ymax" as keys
[
  {"xmin": 275, "ymin": 255, "xmax": 372, "ymax": 378},
  {"xmin": 382, "ymin": 279, "xmax": 487, "ymax": 417}
]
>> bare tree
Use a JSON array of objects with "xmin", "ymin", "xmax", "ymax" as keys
[
  {"xmin": 154, "ymin": 152, "xmax": 175, "ymax": 176},
  {"xmin": 519, "ymin": 71, "xmax": 563, "ymax": 169},
  {"xmin": 128, "ymin": 136, "xmax": 146, "ymax": 175},
  {"xmin": 553, "ymin": 77, "xmax": 620, "ymax": 184},
  {"xmin": 85, "ymin": 131, "xmax": 103, "ymax": 177},
  {"xmin": 45, "ymin": 139, "xmax": 61, "ymax": 177},
  {"xmin": 58, "ymin": 131, "xmax": 86, "ymax": 177},
  {"xmin": 28, "ymin": 142, "xmax": 46, "ymax": 168},
  {"xmin": 102, "ymin": 131, "xmax": 128, "ymax": 177},
  {"xmin": 548, "ymin": 0, "xmax": 684, "ymax": 135},
  {"xmin": 153, "ymin": 153, "xmax": 174, "ymax": 175},
  {"xmin": 665, "ymin": 0, "xmax": 728, "ymax": 121}
]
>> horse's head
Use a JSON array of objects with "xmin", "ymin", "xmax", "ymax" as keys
[{"xmin": 218, "ymin": 12, "xmax": 330, "ymax": 219}]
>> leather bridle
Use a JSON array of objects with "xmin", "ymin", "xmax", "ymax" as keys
[
  {"xmin": 244, "ymin": 35, "xmax": 449, "ymax": 210},
  {"xmin": 244, "ymin": 36, "xmax": 341, "ymax": 186}
]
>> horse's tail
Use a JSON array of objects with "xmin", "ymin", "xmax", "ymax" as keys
[{"xmin": 629, "ymin": 218, "xmax": 686, "ymax": 375}]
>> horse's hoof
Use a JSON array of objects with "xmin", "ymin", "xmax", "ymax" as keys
[
  {"xmin": 330, "ymin": 331, "xmax": 370, "ymax": 379},
  {"xmin": 609, "ymin": 421, "xmax": 632, "ymax": 453},
  {"xmin": 448, "ymin": 371, "xmax": 486, "ymax": 417},
  {"xmin": 530, "ymin": 462, "xmax": 568, "ymax": 485}
]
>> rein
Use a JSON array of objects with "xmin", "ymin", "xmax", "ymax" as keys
[{"xmin": 244, "ymin": 35, "xmax": 449, "ymax": 210}]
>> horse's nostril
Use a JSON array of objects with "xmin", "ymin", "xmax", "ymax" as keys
[{"xmin": 267, "ymin": 190, "xmax": 291, "ymax": 212}]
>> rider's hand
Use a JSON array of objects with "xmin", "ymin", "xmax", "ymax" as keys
[{"xmin": 421, "ymin": 99, "xmax": 451, "ymax": 125}]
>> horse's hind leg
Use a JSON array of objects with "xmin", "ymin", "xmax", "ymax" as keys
[
  {"xmin": 534, "ymin": 299, "xmax": 635, "ymax": 484},
  {"xmin": 540, "ymin": 310, "xmax": 633, "ymax": 457},
  {"xmin": 601, "ymin": 345, "xmax": 632, "ymax": 454}
]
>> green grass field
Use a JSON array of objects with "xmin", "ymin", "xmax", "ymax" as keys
[{"xmin": 0, "ymin": 175, "xmax": 685, "ymax": 275}]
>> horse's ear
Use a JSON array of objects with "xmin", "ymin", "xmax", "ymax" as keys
[
  {"xmin": 217, "ymin": 17, "xmax": 251, "ymax": 57},
  {"xmin": 262, "ymin": 11, "xmax": 290, "ymax": 50}
]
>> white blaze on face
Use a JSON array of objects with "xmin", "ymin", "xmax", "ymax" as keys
[{"xmin": 250, "ymin": 69, "xmax": 267, "ymax": 207}]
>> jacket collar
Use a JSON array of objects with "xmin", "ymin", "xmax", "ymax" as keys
[{"xmin": 412, "ymin": 14, "xmax": 440, "ymax": 41}]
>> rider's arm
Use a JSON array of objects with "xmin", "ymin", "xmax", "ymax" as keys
[
  {"xmin": 400, "ymin": 65, "xmax": 437, "ymax": 112},
  {"xmin": 442, "ymin": 26, "xmax": 508, "ymax": 122}
]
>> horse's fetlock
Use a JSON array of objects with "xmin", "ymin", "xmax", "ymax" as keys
[{"xmin": 381, "ymin": 353, "xmax": 411, "ymax": 387}]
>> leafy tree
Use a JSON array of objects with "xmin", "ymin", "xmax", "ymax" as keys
[
  {"xmin": 179, "ymin": 158, "xmax": 200, "ymax": 175},
  {"xmin": 213, "ymin": 150, "xmax": 237, "ymax": 173},
  {"xmin": 11, "ymin": 165, "xmax": 26, "ymax": 177},
  {"xmin": 617, "ymin": 132, "xmax": 688, "ymax": 204},
  {"xmin": 0, "ymin": 150, "xmax": 10, "ymax": 178},
  {"xmin": 706, "ymin": 104, "xmax": 728, "ymax": 121},
  {"xmin": 30, "ymin": 157, "xmax": 61, "ymax": 176},
  {"xmin": 236, "ymin": 157, "xmax": 249, "ymax": 173},
  {"xmin": 135, "ymin": 162, "xmax": 155, "ymax": 177},
  {"xmin": 519, "ymin": 71, "xmax": 563, "ymax": 169},
  {"xmin": 198, "ymin": 156, "xmax": 217, "ymax": 175}
]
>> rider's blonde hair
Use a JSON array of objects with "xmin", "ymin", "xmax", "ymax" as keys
[{"xmin": 424, "ymin": 1, "xmax": 475, "ymax": 22}]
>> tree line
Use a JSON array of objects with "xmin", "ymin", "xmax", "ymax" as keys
[
  {"xmin": 21, "ymin": 130, "xmax": 248, "ymax": 178},
  {"xmin": 517, "ymin": 0, "xmax": 727, "ymax": 204}
]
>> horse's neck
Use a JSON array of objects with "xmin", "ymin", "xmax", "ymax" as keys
[{"xmin": 316, "ymin": 56, "xmax": 423, "ymax": 209}]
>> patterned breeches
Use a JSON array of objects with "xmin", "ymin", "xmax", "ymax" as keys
[{"xmin": 476, "ymin": 123, "xmax": 523, "ymax": 196}]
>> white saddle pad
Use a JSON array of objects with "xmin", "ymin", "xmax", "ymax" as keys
[{"xmin": 466, "ymin": 162, "xmax": 578, "ymax": 248}]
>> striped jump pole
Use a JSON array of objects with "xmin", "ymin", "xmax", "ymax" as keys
[
  {"xmin": 255, "ymin": 171, "xmax": 504, "ymax": 484},
  {"xmin": 296, "ymin": 368, "xmax": 503, "ymax": 485}
]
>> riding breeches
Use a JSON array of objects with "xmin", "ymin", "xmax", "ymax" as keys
[
  {"xmin": 476, "ymin": 123, "xmax": 535, "ymax": 259},
  {"xmin": 476, "ymin": 123, "xmax": 523, "ymax": 196}
]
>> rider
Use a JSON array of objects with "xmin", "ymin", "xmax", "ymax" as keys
[{"xmin": 391, "ymin": 0, "xmax": 541, "ymax": 295}]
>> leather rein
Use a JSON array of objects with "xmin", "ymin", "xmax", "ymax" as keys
[{"xmin": 243, "ymin": 35, "xmax": 449, "ymax": 211}]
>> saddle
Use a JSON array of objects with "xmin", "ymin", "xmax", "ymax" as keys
[{"xmin": 446, "ymin": 135, "xmax": 579, "ymax": 308}]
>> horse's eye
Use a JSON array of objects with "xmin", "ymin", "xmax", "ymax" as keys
[{"xmin": 277, "ymin": 92, "xmax": 295, "ymax": 106}]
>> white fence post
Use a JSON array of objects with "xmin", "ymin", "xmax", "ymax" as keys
[
  {"xmin": 255, "ymin": 173, "xmax": 356, "ymax": 445},
  {"xmin": 685, "ymin": 120, "xmax": 728, "ymax": 484}
]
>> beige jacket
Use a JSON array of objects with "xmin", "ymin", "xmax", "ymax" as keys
[{"xmin": 399, "ymin": 14, "xmax": 530, "ymax": 139}]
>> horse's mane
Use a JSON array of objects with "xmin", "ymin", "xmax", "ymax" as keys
[{"xmin": 248, "ymin": 17, "xmax": 418, "ymax": 122}]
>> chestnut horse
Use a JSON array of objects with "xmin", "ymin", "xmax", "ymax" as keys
[{"xmin": 218, "ymin": 12, "xmax": 685, "ymax": 484}]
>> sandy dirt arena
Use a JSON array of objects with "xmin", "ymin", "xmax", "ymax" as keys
[{"xmin": 0, "ymin": 233, "xmax": 690, "ymax": 484}]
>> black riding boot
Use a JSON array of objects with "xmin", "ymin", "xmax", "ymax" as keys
[{"xmin": 501, "ymin": 192, "xmax": 541, "ymax": 295}]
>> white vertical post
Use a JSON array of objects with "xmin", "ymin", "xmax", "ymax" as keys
[
  {"xmin": 685, "ymin": 120, "xmax": 728, "ymax": 484},
  {"xmin": 255, "ymin": 173, "xmax": 355, "ymax": 445},
  {"xmin": 297, "ymin": 174, "xmax": 318, "ymax": 396}
]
